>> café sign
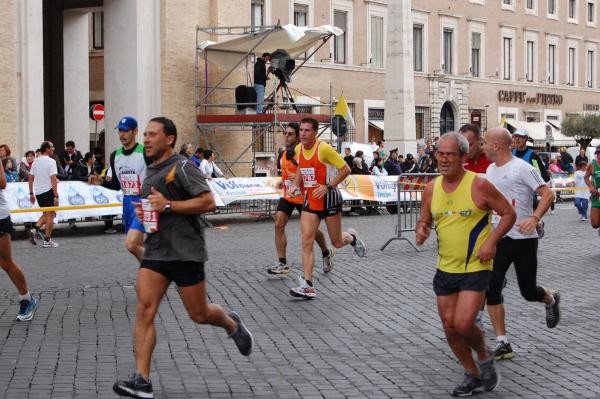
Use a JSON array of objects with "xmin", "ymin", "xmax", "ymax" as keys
[{"xmin": 498, "ymin": 90, "xmax": 563, "ymax": 106}]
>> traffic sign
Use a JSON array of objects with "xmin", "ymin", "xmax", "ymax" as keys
[{"xmin": 90, "ymin": 104, "xmax": 105, "ymax": 121}]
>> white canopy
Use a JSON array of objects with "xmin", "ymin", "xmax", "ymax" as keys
[
  {"xmin": 504, "ymin": 118, "xmax": 575, "ymax": 145},
  {"xmin": 199, "ymin": 24, "xmax": 343, "ymax": 59}
]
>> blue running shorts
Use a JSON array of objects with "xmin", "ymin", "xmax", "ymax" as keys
[{"xmin": 122, "ymin": 195, "xmax": 144, "ymax": 233}]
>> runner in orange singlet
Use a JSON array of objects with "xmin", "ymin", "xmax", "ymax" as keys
[
  {"xmin": 269, "ymin": 123, "xmax": 333, "ymax": 275},
  {"xmin": 288, "ymin": 117, "xmax": 366, "ymax": 299}
]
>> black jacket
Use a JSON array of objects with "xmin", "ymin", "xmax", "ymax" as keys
[
  {"xmin": 71, "ymin": 160, "xmax": 93, "ymax": 182},
  {"xmin": 254, "ymin": 59, "xmax": 268, "ymax": 86}
]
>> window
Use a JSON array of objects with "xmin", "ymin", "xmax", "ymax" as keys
[
  {"xmin": 548, "ymin": 44, "xmax": 556, "ymax": 83},
  {"xmin": 370, "ymin": 16, "xmax": 384, "ymax": 68},
  {"xmin": 588, "ymin": 1, "xmax": 596, "ymax": 22},
  {"xmin": 413, "ymin": 25, "xmax": 423, "ymax": 71},
  {"xmin": 503, "ymin": 37, "xmax": 512, "ymax": 79},
  {"xmin": 548, "ymin": 0, "xmax": 556, "ymax": 14},
  {"xmin": 294, "ymin": 4, "xmax": 308, "ymax": 26},
  {"xmin": 568, "ymin": 47, "xmax": 576, "ymax": 85},
  {"xmin": 333, "ymin": 10, "xmax": 347, "ymax": 64},
  {"xmin": 471, "ymin": 32, "xmax": 481, "ymax": 77},
  {"xmin": 527, "ymin": 40, "xmax": 535, "ymax": 81},
  {"xmin": 569, "ymin": 0, "xmax": 577, "ymax": 18},
  {"xmin": 503, "ymin": 0, "xmax": 512, "ymax": 4},
  {"xmin": 92, "ymin": 12, "xmax": 103, "ymax": 50},
  {"xmin": 251, "ymin": 0, "xmax": 264, "ymax": 27},
  {"xmin": 443, "ymin": 28, "xmax": 453, "ymax": 74},
  {"xmin": 588, "ymin": 50, "xmax": 595, "ymax": 87},
  {"xmin": 527, "ymin": 0, "xmax": 534, "ymax": 9}
]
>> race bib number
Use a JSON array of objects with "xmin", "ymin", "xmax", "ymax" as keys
[
  {"xmin": 120, "ymin": 174, "xmax": 141, "ymax": 196},
  {"xmin": 141, "ymin": 199, "xmax": 159, "ymax": 233},
  {"xmin": 300, "ymin": 167, "xmax": 317, "ymax": 188}
]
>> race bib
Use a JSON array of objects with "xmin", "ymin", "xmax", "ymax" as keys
[
  {"xmin": 141, "ymin": 199, "xmax": 159, "ymax": 233},
  {"xmin": 300, "ymin": 167, "xmax": 317, "ymax": 188},
  {"xmin": 120, "ymin": 174, "xmax": 141, "ymax": 196}
]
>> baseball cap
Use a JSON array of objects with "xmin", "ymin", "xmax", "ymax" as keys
[
  {"xmin": 115, "ymin": 116, "xmax": 138, "ymax": 131},
  {"xmin": 513, "ymin": 128, "xmax": 528, "ymax": 137}
]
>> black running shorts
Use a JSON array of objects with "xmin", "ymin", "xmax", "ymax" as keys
[
  {"xmin": 35, "ymin": 189, "xmax": 55, "ymax": 208},
  {"xmin": 302, "ymin": 187, "xmax": 343, "ymax": 220},
  {"xmin": 0, "ymin": 216, "xmax": 14, "ymax": 236},
  {"xmin": 140, "ymin": 260, "xmax": 205, "ymax": 287},
  {"xmin": 276, "ymin": 198, "xmax": 303, "ymax": 217},
  {"xmin": 433, "ymin": 269, "xmax": 491, "ymax": 296}
]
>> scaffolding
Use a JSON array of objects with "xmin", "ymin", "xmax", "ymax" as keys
[{"xmin": 194, "ymin": 23, "xmax": 339, "ymax": 177}]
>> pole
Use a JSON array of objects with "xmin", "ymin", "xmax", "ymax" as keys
[{"xmin": 94, "ymin": 120, "xmax": 98, "ymax": 150}]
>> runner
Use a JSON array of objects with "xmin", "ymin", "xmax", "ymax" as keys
[
  {"xmin": 28, "ymin": 141, "xmax": 59, "ymax": 248},
  {"xmin": 269, "ymin": 122, "xmax": 334, "ymax": 275},
  {"xmin": 92, "ymin": 116, "xmax": 148, "ymax": 260},
  {"xmin": 287, "ymin": 117, "xmax": 366, "ymax": 299},
  {"xmin": 584, "ymin": 145, "xmax": 600, "ymax": 234},
  {"xmin": 113, "ymin": 117, "xmax": 253, "ymax": 399},
  {"xmin": 482, "ymin": 128, "xmax": 561, "ymax": 361},
  {"xmin": 0, "ymin": 159, "xmax": 39, "ymax": 321},
  {"xmin": 459, "ymin": 123, "xmax": 491, "ymax": 173},
  {"xmin": 416, "ymin": 132, "xmax": 514, "ymax": 396}
]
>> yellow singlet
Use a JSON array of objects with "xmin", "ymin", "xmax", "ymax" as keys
[{"xmin": 431, "ymin": 171, "xmax": 492, "ymax": 274}]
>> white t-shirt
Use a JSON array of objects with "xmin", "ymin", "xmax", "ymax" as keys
[
  {"xmin": 486, "ymin": 157, "xmax": 546, "ymax": 240},
  {"xmin": 574, "ymin": 170, "xmax": 590, "ymax": 199},
  {"xmin": 0, "ymin": 190, "xmax": 8, "ymax": 219},
  {"xmin": 30, "ymin": 155, "xmax": 58, "ymax": 195}
]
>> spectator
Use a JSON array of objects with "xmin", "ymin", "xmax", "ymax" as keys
[
  {"xmin": 376, "ymin": 140, "xmax": 387, "ymax": 160},
  {"xmin": 425, "ymin": 139, "xmax": 435, "ymax": 156},
  {"xmin": 548, "ymin": 157, "xmax": 564, "ymax": 174},
  {"xmin": 51, "ymin": 154, "xmax": 68, "ymax": 181},
  {"xmin": 558, "ymin": 148, "xmax": 573, "ymax": 173},
  {"xmin": 371, "ymin": 157, "xmax": 388, "ymax": 176},
  {"xmin": 254, "ymin": 52, "xmax": 272, "ymax": 113},
  {"xmin": 575, "ymin": 148, "xmax": 588, "ymax": 166},
  {"xmin": 179, "ymin": 143, "xmax": 194, "ymax": 159},
  {"xmin": 190, "ymin": 147, "xmax": 204, "ymax": 167},
  {"xmin": 354, "ymin": 151, "xmax": 370, "ymax": 174},
  {"xmin": 416, "ymin": 147, "xmax": 428, "ymax": 172},
  {"xmin": 351, "ymin": 157, "xmax": 368, "ymax": 175},
  {"xmin": 19, "ymin": 151, "xmax": 35, "ymax": 182},
  {"xmin": 384, "ymin": 149, "xmax": 402, "ymax": 175},
  {"xmin": 343, "ymin": 147, "xmax": 354, "ymax": 168},
  {"xmin": 0, "ymin": 144, "xmax": 17, "ymax": 172},
  {"xmin": 402, "ymin": 153, "xmax": 418, "ymax": 173},
  {"xmin": 2, "ymin": 158, "xmax": 19, "ymax": 182},
  {"xmin": 93, "ymin": 147, "xmax": 105, "ymax": 174},
  {"xmin": 35, "ymin": 149, "xmax": 41, "ymax": 158},
  {"xmin": 421, "ymin": 155, "xmax": 437, "ymax": 173},
  {"xmin": 574, "ymin": 161, "xmax": 590, "ymax": 221},
  {"xmin": 71, "ymin": 152, "xmax": 97, "ymax": 183},
  {"xmin": 59, "ymin": 140, "xmax": 83, "ymax": 179},
  {"xmin": 199, "ymin": 149, "xmax": 224, "ymax": 179}
]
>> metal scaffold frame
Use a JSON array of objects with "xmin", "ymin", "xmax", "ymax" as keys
[{"xmin": 194, "ymin": 23, "xmax": 338, "ymax": 177}]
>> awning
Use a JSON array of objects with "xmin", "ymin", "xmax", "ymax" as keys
[
  {"xmin": 504, "ymin": 118, "xmax": 575, "ymax": 145},
  {"xmin": 369, "ymin": 121, "xmax": 384, "ymax": 132},
  {"xmin": 199, "ymin": 24, "xmax": 343, "ymax": 59}
]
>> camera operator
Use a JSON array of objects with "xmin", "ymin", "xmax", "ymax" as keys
[{"xmin": 254, "ymin": 53, "xmax": 272, "ymax": 113}]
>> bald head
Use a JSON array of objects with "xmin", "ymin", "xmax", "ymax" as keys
[
  {"xmin": 487, "ymin": 128, "xmax": 512, "ymax": 147},
  {"xmin": 482, "ymin": 128, "xmax": 513, "ymax": 162}
]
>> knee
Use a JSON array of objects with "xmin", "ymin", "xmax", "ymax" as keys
[
  {"xmin": 521, "ymin": 287, "xmax": 542, "ymax": 302},
  {"xmin": 301, "ymin": 236, "xmax": 315, "ymax": 250},
  {"xmin": 125, "ymin": 238, "xmax": 138, "ymax": 254},
  {"xmin": 274, "ymin": 220, "xmax": 286, "ymax": 231},
  {"xmin": 136, "ymin": 301, "xmax": 157, "ymax": 322},
  {"xmin": 441, "ymin": 319, "xmax": 458, "ymax": 337},
  {"xmin": 486, "ymin": 291, "xmax": 502, "ymax": 306},
  {"xmin": 454, "ymin": 319, "xmax": 474, "ymax": 336}
]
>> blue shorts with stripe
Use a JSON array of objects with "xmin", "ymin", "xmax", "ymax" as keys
[{"xmin": 123, "ymin": 195, "xmax": 144, "ymax": 234}]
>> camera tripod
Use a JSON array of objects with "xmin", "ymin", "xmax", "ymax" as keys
[{"xmin": 263, "ymin": 79, "xmax": 299, "ymax": 113}]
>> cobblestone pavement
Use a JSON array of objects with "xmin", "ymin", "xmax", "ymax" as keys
[{"xmin": 0, "ymin": 202, "xmax": 598, "ymax": 398}]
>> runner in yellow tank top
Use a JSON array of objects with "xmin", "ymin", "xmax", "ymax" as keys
[
  {"xmin": 416, "ymin": 132, "xmax": 516, "ymax": 396},
  {"xmin": 431, "ymin": 171, "xmax": 492, "ymax": 273}
]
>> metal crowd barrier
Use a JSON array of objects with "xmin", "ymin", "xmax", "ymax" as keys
[{"xmin": 380, "ymin": 173, "xmax": 439, "ymax": 251}]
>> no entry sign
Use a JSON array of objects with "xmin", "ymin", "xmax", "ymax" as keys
[{"xmin": 91, "ymin": 104, "xmax": 105, "ymax": 121}]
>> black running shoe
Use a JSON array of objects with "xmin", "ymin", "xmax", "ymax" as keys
[
  {"xmin": 451, "ymin": 373, "xmax": 483, "ymax": 397},
  {"xmin": 228, "ymin": 311, "xmax": 253, "ymax": 356},
  {"xmin": 494, "ymin": 341, "xmax": 515, "ymax": 360},
  {"xmin": 546, "ymin": 291, "xmax": 560, "ymax": 328},
  {"xmin": 113, "ymin": 372, "xmax": 153, "ymax": 398},
  {"xmin": 477, "ymin": 351, "xmax": 501, "ymax": 392}
]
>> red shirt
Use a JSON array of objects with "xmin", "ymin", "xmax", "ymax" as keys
[{"xmin": 464, "ymin": 153, "xmax": 492, "ymax": 174}]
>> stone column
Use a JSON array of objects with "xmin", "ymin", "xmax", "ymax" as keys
[
  {"xmin": 63, "ymin": 10, "xmax": 90, "ymax": 152},
  {"xmin": 15, "ymin": 0, "xmax": 45, "ymax": 155},
  {"xmin": 103, "ymin": 0, "xmax": 161, "ymax": 153},
  {"xmin": 384, "ymin": 0, "xmax": 417, "ymax": 155}
]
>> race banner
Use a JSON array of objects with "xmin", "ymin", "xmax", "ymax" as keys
[{"xmin": 209, "ymin": 177, "xmax": 281, "ymax": 205}]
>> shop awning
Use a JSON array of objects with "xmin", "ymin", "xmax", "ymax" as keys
[
  {"xmin": 504, "ymin": 118, "xmax": 575, "ymax": 145},
  {"xmin": 198, "ymin": 24, "xmax": 343, "ymax": 59},
  {"xmin": 369, "ymin": 121, "xmax": 384, "ymax": 132}
]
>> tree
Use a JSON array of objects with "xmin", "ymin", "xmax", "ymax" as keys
[{"xmin": 561, "ymin": 113, "xmax": 600, "ymax": 149}]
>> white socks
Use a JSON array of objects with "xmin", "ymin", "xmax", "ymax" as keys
[
  {"xmin": 19, "ymin": 292, "xmax": 32, "ymax": 302},
  {"xmin": 496, "ymin": 335, "xmax": 509, "ymax": 344}
]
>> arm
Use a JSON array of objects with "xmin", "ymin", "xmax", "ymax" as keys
[
  {"xmin": 312, "ymin": 164, "xmax": 350, "ymax": 199},
  {"xmin": 213, "ymin": 163, "xmax": 225, "ymax": 178},
  {"xmin": 474, "ymin": 179, "xmax": 516, "ymax": 261},
  {"xmin": 28, "ymin": 174, "xmax": 35, "ymax": 203},
  {"xmin": 532, "ymin": 153, "xmax": 550, "ymax": 182},
  {"xmin": 0, "ymin": 160, "xmax": 6, "ymax": 189},
  {"xmin": 51, "ymin": 175, "xmax": 59, "ymax": 205},
  {"xmin": 415, "ymin": 181, "xmax": 434, "ymax": 246},
  {"xmin": 518, "ymin": 184, "xmax": 554, "ymax": 235},
  {"xmin": 584, "ymin": 162, "xmax": 598, "ymax": 197}
]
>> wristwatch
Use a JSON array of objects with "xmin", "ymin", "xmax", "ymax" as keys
[
  {"xmin": 326, "ymin": 183, "xmax": 333, "ymax": 191},
  {"xmin": 163, "ymin": 200, "xmax": 172, "ymax": 213}
]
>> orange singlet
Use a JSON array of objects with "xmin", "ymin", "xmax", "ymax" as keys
[
  {"xmin": 298, "ymin": 141, "xmax": 329, "ymax": 211},
  {"xmin": 280, "ymin": 153, "xmax": 303, "ymax": 205}
]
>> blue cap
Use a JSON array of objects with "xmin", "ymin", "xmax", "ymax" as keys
[{"xmin": 115, "ymin": 116, "xmax": 138, "ymax": 131}]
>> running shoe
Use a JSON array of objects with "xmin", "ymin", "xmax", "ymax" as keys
[
  {"xmin": 494, "ymin": 341, "xmax": 515, "ymax": 360},
  {"xmin": 16, "ymin": 295, "xmax": 39, "ymax": 322},
  {"xmin": 322, "ymin": 248, "xmax": 335, "ymax": 273},
  {"xmin": 104, "ymin": 227, "xmax": 118, "ymax": 234},
  {"xmin": 228, "ymin": 311, "xmax": 253, "ymax": 356},
  {"xmin": 546, "ymin": 291, "xmax": 561, "ymax": 328},
  {"xmin": 42, "ymin": 239, "xmax": 59, "ymax": 248},
  {"xmin": 536, "ymin": 220, "xmax": 545, "ymax": 238},
  {"xmin": 28, "ymin": 229, "xmax": 37, "ymax": 245},
  {"xmin": 477, "ymin": 351, "xmax": 500, "ymax": 392},
  {"xmin": 290, "ymin": 282, "xmax": 317, "ymax": 299},
  {"xmin": 267, "ymin": 263, "xmax": 290, "ymax": 275},
  {"xmin": 451, "ymin": 373, "xmax": 483, "ymax": 397},
  {"xmin": 113, "ymin": 372, "xmax": 153, "ymax": 398},
  {"xmin": 347, "ymin": 228, "xmax": 366, "ymax": 257}
]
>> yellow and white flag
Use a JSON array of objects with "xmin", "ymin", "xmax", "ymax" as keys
[{"xmin": 334, "ymin": 95, "xmax": 356, "ymax": 129}]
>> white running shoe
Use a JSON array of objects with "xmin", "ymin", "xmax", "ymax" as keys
[
  {"xmin": 347, "ymin": 228, "xmax": 366, "ymax": 257},
  {"xmin": 42, "ymin": 239, "xmax": 59, "ymax": 248},
  {"xmin": 322, "ymin": 249, "xmax": 335, "ymax": 273}
]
